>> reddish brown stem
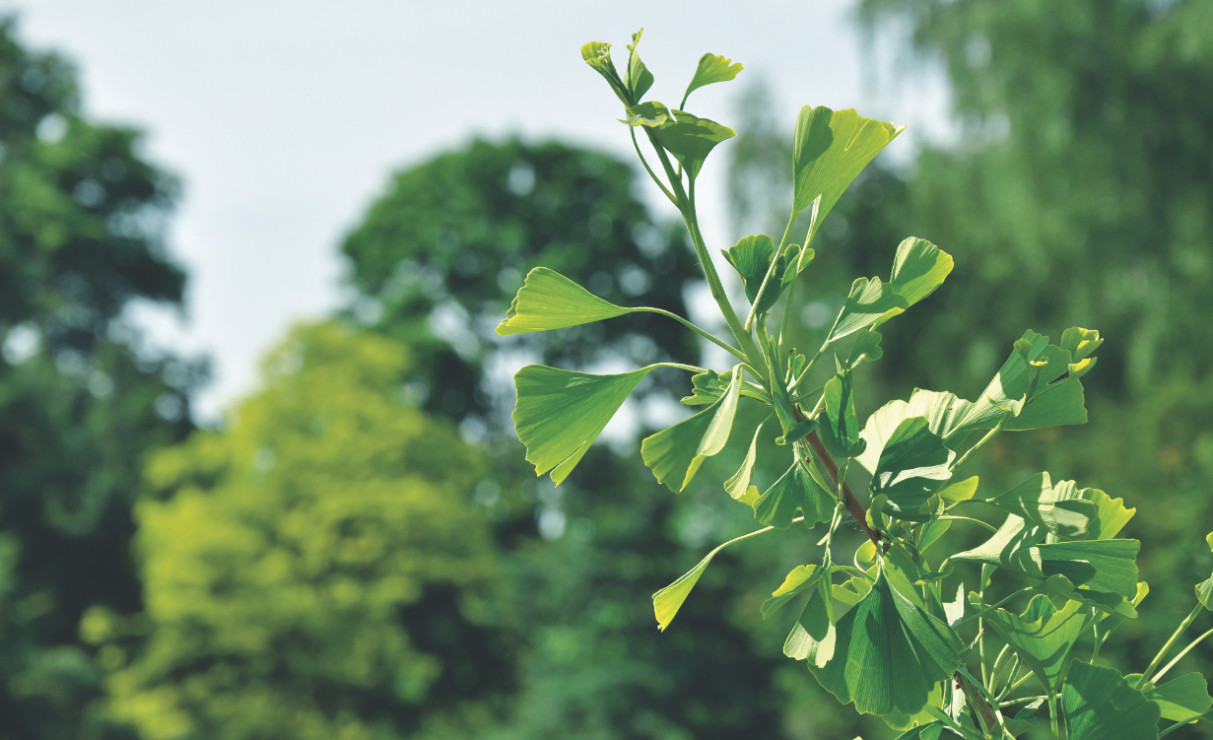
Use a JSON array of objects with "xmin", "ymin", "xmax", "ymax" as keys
[{"xmin": 792, "ymin": 408, "xmax": 881, "ymax": 546}]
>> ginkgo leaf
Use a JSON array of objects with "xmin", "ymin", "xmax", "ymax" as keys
[
  {"xmin": 514, "ymin": 364, "xmax": 681, "ymax": 484},
  {"xmin": 1140, "ymin": 672, "xmax": 1213, "ymax": 722},
  {"xmin": 870, "ymin": 417, "xmax": 954, "ymax": 515},
  {"xmin": 652, "ymin": 526, "xmax": 751, "ymax": 632},
  {"xmin": 724, "ymin": 423, "xmax": 763, "ymax": 504},
  {"xmin": 626, "ymin": 29, "xmax": 654, "ymax": 100},
  {"xmin": 792, "ymin": 106, "xmax": 903, "ymax": 252},
  {"xmin": 497, "ymin": 267, "xmax": 631, "ymax": 335},
  {"xmin": 682, "ymin": 52, "xmax": 743, "ymax": 106},
  {"xmin": 761, "ymin": 563, "xmax": 820, "ymax": 619},
  {"xmin": 1063, "ymin": 662, "xmax": 1161, "ymax": 740},
  {"xmin": 753, "ymin": 458, "xmax": 835, "ymax": 529},
  {"xmin": 820, "ymin": 369, "xmax": 864, "ymax": 458},
  {"xmin": 653, "ymin": 109, "xmax": 735, "ymax": 181},
  {"xmin": 972, "ymin": 594, "xmax": 1085, "ymax": 691},
  {"xmin": 990, "ymin": 472, "xmax": 1097, "ymax": 540},
  {"xmin": 809, "ymin": 571, "xmax": 962, "ymax": 717},
  {"xmin": 828, "ymin": 238, "xmax": 952, "ymax": 342},
  {"xmin": 784, "ymin": 578, "xmax": 836, "ymax": 668},
  {"xmin": 642, "ymin": 366, "xmax": 743, "ymax": 492}
]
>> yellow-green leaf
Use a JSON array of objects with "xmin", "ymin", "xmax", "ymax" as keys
[{"xmin": 497, "ymin": 267, "xmax": 631, "ymax": 335}]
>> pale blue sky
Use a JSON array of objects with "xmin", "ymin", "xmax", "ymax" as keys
[{"xmin": 6, "ymin": 0, "xmax": 949, "ymax": 420}]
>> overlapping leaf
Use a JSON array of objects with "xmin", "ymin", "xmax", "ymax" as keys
[
  {"xmin": 827, "ymin": 238, "xmax": 953, "ymax": 342},
  {"xmin": 1136, "ymin": 672, "xmax": 1213, "ymax": 722},
  {"xmin": 869, "ymin": 417, "xmax": 954, "ymax": 515},
  {"xmin": 497, "ymin": 267, "xmax": 631, "ymax": 335},
  {"xmin": 753, "ymin": 458, "xmax": 835, "ymax": 529},
  {"xmin": 1062, "ymin": 662, "xmax": 1161, "ymax": 740},
  {"xmin": 642, "ymin": 366, "xmax": 743, "ymax": 492},
  {"xmin": 783, "ymin": 578, "xmax": 836, "ymax": 668},
  {"xmin": 809, "ymin": 571, "xmax": 962, "ymax": 717},
  {"xmin": 972, "ymin": 594, "xmax": 1086, "ymax": 691}
]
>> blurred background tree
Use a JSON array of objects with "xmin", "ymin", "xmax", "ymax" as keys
[
  {"xmin": 90, "ymin": 322, "xmax": 507, "ymax": 740},
  {"xmin": 0, "ymin": 17, "xmax": 198, "ymax": 739}
]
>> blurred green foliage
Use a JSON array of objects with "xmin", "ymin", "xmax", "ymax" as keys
[
  {"xmin": 90, "ymin": 323, "xmax": 507, "ymax": 740},
  {"xmin": 0, "ymin": 17, "xmax": 196, "ymax": 739}
]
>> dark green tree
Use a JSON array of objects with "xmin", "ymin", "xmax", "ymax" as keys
[{"xmin": 0, "ymin": 17, "xmax": 196, "ymax": 738}]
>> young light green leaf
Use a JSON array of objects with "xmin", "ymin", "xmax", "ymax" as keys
[
  {"xmin": 652, "ymin": 533, "xmax": 744, "ymax": 632},
  {"xmin": 681, "ymin": 368, "xmax": 732, "ymax": 406},
  {"xmin": 761, "ymin": 563, "xmax": 820, "ymax": 619},
  {"xmin": 809, "ymin": 571, "xmax": 962, "ymax": 717},
  {"xmin": 753, "ymin": 458, "xmax": 835, "ymax": 529},
  {"xmin": 653, "ymin": 109, "xmax": 736, "ymax": 181},
  {"xmin": 827, "ymin": 238, "xmax": 952, "ymax": 343},
  {"xmin": 1141, "ymin": 672, "xmax": 1213, "ymax": 722},
  {"xmin": 784, "ymin": 578, "xmax": 836, "ymax": 668},
  {"xmin": 642, "ymin": 365, "xmax": 744, "ymax": 492},
  {"xmin": 581, "ymin": 41, "xmax": 628, "ymax": 102},
  {"xmin": 724, "ymin": 423, "xmax": 763, "ymax": 504},
  {"xmin": 681, "ymin": 52, "xmax": 743, "ymax": 107},
  {"xmin": 1062, "ymin": 662, "xmax": 1161, "ymax": 740},
  {"xmin": 514, "ymin": 364, "xmax": 669, "ymax": 485},
  {"xmin": 622, "ymin": 100, "xmax": 671, "ymax": 127},
  {"xmin": 792, "ymin": 106, "xmax": 904, "ymax": 249},
  {"xmin": 626, "ymin": 29, "xmax": 654, "ymax": 100},
  {"xmin": 497, "ymin": 267, "xmax": 631, "ymax": 335}
]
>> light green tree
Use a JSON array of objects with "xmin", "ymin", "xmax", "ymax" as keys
[{"xmin": 87, "ymin": 322, "xmax": 506, "ymax": 740}]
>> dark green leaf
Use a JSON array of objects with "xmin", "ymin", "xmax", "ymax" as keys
[
  {"xmin": 870, "ymin": 417, "xmax": 954, "ymax": 514},
  {"xmin": 753, "ymin": 458, "xmax": 834, "ymax": 529},
  {"xmin": 1062, "ymin": 662, "xmax": 1161, "ymax": 740},
  {"xmin": 809, "ymin": 572, "xmax": 962, "ymax": 717}
]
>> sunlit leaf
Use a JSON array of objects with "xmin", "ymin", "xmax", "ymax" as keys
[
  {"xmin": 847, "ymin": 328, "xmax": 884, "ymax": 369},
  {"xmin": 753, "ymin": 458, "xmax": 834, "ymax": 529},
  {"xmin": 972, "ymin": 594, "xmax": 1085, "ymax": 691},
  {"xmin": 937, "ymin": 476, "xmax": 979, "ymax": 504},
  {"xmin": 784, "ymin": 578, "xmax": 836, "ymax": 668},
  {"xmin": 870, "ymin": 417, "xmax": 954, "ymax": 514},
  {"xmin": 1062, "ymin": 662, "xmax": 1161, "ymax": 740},
  {"xmin": 653, "ymin": 535, "xmax": 742, "ymax": 632},
  {"xmin": 828, "ymin": 238, "xmax": 952, "ymax": 342},
  {"xmin": 514, "ymin": 364, "xmax": 675, "ymax": 484},
  {"xmin": 497, "ymin": 267, "xmax": 631, "ymax": 335},
  {"xmin": 1141, "ymin": 672, "xmax": 1213, "ymax": 722},
  {"xmin": 682, "ymin": 52, "xmax": 742, "ymax": 106},
  {"xmin": 626, "ymin": 29, "xmax": 654, "ymax": 100},
  {"xmin": 809, "ymin": 571, "xmax": 962, "ymax": 717},
  {"xmin": 622, "ymin": 100, "xmax": 671, "ymax": 127},
  {"xmin": 792, "ymin": 106, "xmax": 903, "ymax": 253},
  {"xmin": 653, "ymin": 109, "xmax": 736, "ymax": 181},
  {"xmin": 724, "ymin": 423, "xmax": 763, "ymax": 505},
  {"xmin": 642, "ymin": 366, "xmax": 743, "ymax": 492},
  {"xmin": 761, "ymin": 563, "xmax": 820, "ymax": 618},
  {"xmin": 990, "ymin": 472, "xmax": 1096, "ymax": 540}
]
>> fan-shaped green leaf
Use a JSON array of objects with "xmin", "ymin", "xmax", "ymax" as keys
[
  {"xmin": 514, "ymin": 364, "xmax": 678, "ymax": 485},
  {"xmin": 1142, "ymin": 672, "xmax": 1213, "ymax": 722},
  {"xmin": 642, "ymin": 365, "xmax": 743, "ymax": 492},
  {"xmin": 653, "ymin": 109, "xmax": 735, "ymax": 181},
  {"xmin": 762, "ymin": 564, "xmax": 821, "ymax": 619},
  {"xmin": 784, "ymin": 578, "xmax": 836, "ymax": 668},
  {"xmin": 497, "ymin": 267, "xmax": 631, "ymax": 335},
  {"xmin": 652, "ymin": 527, "xmax": 752, "ymax": 632},
  {"xmin": 809, "ymin": 571, "xmax": 962, "ymax": 717},
  {"xmin": 1062, "ymin": 662, "xmax": 1161, "ymax": 740},
  {"xmin": 792, "ymin": 106, "xmax": 903, "ymax": 250},
  {"xmin": 973, "ymin": 594, "xmax": 1085, "ymax": 691},
  {"xmin": 827, "ymin": 238, "xmax": 952, "ymax": 342},
  {"xmin": 681, "ymin": 52, "xmax": 742, "ymax": 107},
  {"xmin": 753, "ymin": 458, "xmax": 835, "ymax": 529}
]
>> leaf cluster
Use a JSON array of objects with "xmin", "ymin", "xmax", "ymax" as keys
[{"xmin": 499, "ymin": 31, "xmax": 1213, "ymax": 739}]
